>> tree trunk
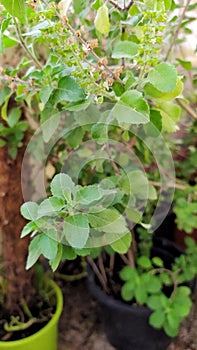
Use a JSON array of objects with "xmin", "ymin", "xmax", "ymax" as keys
[{"xmin": 0, "ymin": 136, "xmax": 35, "ymax": 312}]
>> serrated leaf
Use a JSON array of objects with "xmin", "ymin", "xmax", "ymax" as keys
[
  {"xmin": 111, "ymin": 232, "xmax": 131, "ymax": 253},
  {"xmin": 147, "ymin": 296, "xmax": 161, "ymax": 310},
  {"xmin": 149, "ymin": 310, "xmax": 165, "ymax": 329},
  {"xmin": 88, "ymin": 208, "xmax": 128, "ymax": 234},
  {"xmin": 63, "ymin": 214, "xmax": 89, "ymax": 249},
  {"xmin": 76, "ymin": 185, "xmax": 103, "ymax": 206},
  {"xmin": 50, "ymin": 173, "xmax": 75, "ymax": 200},
  {"xmin": 94, "ymin": 4, "xmax": 110, "ymax": 35},
  {"xmin": 20, "ymin": 201, "xmax": 38, "ymax": 220},
  {"xmin": 53, "ymin": 76, "xmax": 85, "ymax": 103},
  {"xmin": 1, "ymin": 0, "xmax": 27, "ymax": 23},
  {"xmin": 135, "ymin": 284, "xmax": 147, "ymax": 304},
  {"xmin": 112, "ymin": 41, "xmax": 138, "ymax": 59},
  {"xmin": 37, "ymin": 197, "xmax": 65, "ymax": 218},
  {"xmin": 120, "ymin": 266, "xmax": 137, "ymax": 281},
  {"xmin": 113, "ymin": 90, "xmax": 149, "ymax": 125},
  {"xmin": 148, "ymin": 63, "xmax": 177, "ymax": 93}
]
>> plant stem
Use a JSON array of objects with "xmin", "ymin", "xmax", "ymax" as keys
[
  {"xmin": 86, "ymin": 256, "xmax": 110, "ymax": 294},
  {"xmin": 176, "ymin": 98, "xmax": 197, "ymax": 120},
  {"xmin": 165, "ymin": 0, "xmax": 192, "ymax": 61},
  {"xmin": 14, "ymin": 20, "xmax": 43, "ymax": 69},
  {"xmin": 108, "ymin": 0, "xmax": 134, "ymax": 11},
  {"xmin": 54, "ymin": 271, "xmax": 87, "ymax": 282}
]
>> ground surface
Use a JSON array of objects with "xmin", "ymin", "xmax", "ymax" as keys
[{"xmin": 57, "ymin": 276, "xmax": 197, "ymax": 350}]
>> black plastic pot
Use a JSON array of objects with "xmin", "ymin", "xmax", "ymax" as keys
[
  {"xmin": 88, "ymin": 266, "xmax": 171, "ymax": 350},
  {"xmin": 87, "ymin": 238, "xmax": 185, "ymax": 350}
]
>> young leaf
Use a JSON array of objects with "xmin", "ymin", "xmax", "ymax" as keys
[
  {"xmin": 49, "ymin": 244, "xmax": 63, "ymax": 271},
  {"xmin": 26, "ymin": 236, "xmax": 42, "ymax": 270},
  {"xmin": 53, "ymin": 76, "xmax": 85, "ymax": 103},
  {"xmin": 0, "ymin": 0, "xmax": 27, "ymax": 23},
  {"xmin": 50, "ymin": 173, "xmax": 75, "ymax": 200},
  {"xmin": 112, "ymin": 41, "xmax": 138, "ymax": 59},
  {"xmin": 21, "ymin": 222, "xmax": 37, "ymax": 238},
  {"xmin": 113, "ymin": 90, "xmax": 150, "ymax": 125},
  {"xmin": 94, "ymin": 4, "xmax": 110, "ymax": 35},
  {"xmin": 111, "ymin": 232, "xmax": 131, "ymax": 254},
  {"xmin": 148, "ymin": 63, "xmax": 177, "ymax": 92},
  {"xmin": 20, "ymin": 201, "xmax": 38, "ymax": 221},
  {"xmin": 63, "ymin": 214, "xmax": 89, "ymax": 249},
  {"xmin": 37, "ymin": 197, "xmax": 65, "ymax": 218}
]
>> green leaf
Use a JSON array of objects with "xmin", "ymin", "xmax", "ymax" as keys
[
  {"xmin": 125, "ymin": 208, "xmax": 142, "ymax": 223},
  {"xmin": 88, "ymin": 208, "xmax": 128, "ymax": 234},
  {"xmin": 50, "ymin": 173, "xmax": 75, "ymax": 200},
  {"xmin": 148, "ymin": 63, "xmax": 177, "ymax": 93},
  {"xmin": 121, "ymin": 14, "xmax": 143, "ymax": 26},
  {"xmin": 152, "ymin": 257, "xmax": 164, "ymax": 267},
  {"xmin": 145, "ymin": 79, "xmax": 183, "ymax": 101},
  {"xmin": 164, "ymin": 0, "xmax": 172, "ymax": 11},
  {"xmin": 137, "ymin": 256, "xmax": 152, "ymax": 269},
  {"xmin": 26, "ymin": 236, "xmax": 41, "ymax": 270},
  {"xmin": 0, "ymin": 139, "xmax": 6, "ymax": 147},
  {"xmin": 0, "ymin": 0, "xmax": 27, "ymax": 23},
  {"xmin": 120, "ymin": 266, "xmax": 138, "ymax": 281},
  {"xmin": 49, "ymin": 244, "xmax": 63, "ymax": 271},
  {"xmin": 2, "ymin": 35, "xmax": 18, "ymax": 49},
  {"xmin": 160, "ymin": 102, "xmax": 181, "ymax": 132},
  {"xmin": 111, "ymin": 232, "xmax": 131, "ymax": 253},
  {"xmin": 76, "ymin": 185, "xmax": 103, "ymax": 206},
  {"xmin": 147, "ymin": 296, "xmax": 161, "ymax": 310},
  {"xmin": 66, "ymin": 127, "xmax": 84, "ymax": 148},
  {"xmin": 63, "ymin": 214, "xmax": 89, "ymax": 249},
  {"xmin": 94, "ymin": 4, "xmax": 110, "ymax": 35},
  {"xmin": 40, "ymin": 86, "xmax": 53, "ymax": 104},
  {"xmin": 41, "ymin": 106, "xmax": 60, "ymax": 143},
  {"xmin": 149, "ymin": 310, "xmax": 165, "ymax": 329},
  {"xmin": 62, "ymin": 245, "xmax": 77, "ymax": 260},
  {"xmin": 163, "ymin": 322, "xmax": 179, "ymax": 337},
  {"xmin": 121, "ymin": 281, "xmax": 135, "ymax": 301},
  {"xmin": 92, "ymin": 0, "xmax": 104, "ymax": 10},
  {"xmin": 113, "ymin": 91, "xmax": 150, "ymax": 125},
  {"xmin": 176, "ymin": 59, "xmax": 192, "ymax": 70},
  {"xmin": 21, "ymin": 222, "xmax": 37, "ymax": 238},
  {"xmin": 37, "ymin": 197, "xmax": 65, "ymax": 218},
  {"xmin": 20, "ymin": 201, "xmax": 38, "ymax": 220},
  {"xmin": 53, "ymin": 76, "xmax": 85, "ymax": 103},
  {"xmin": 7, "ymin": 107, "xmax": 21, "ymax": 127},
  {"xmin": 147, "ymin": 276, "xmax": 162, "ymax": 293},
  {"xmin": 135, "ymin": 284, "xmax": 147, "ymax": 304},
  {"xmin": 39, "ymin": 234, "xmax": 58, "ymax": 260},
  {"xmin": 112, "ymin": 41, "xmax": 138, "ymax": 59}
]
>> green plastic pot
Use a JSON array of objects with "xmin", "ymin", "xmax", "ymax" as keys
[{"xmin": 0, "ymin": 279, "xmax": 63, "ymax": 350}]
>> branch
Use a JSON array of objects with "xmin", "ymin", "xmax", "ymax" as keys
[
  {"xmin": 40, "ymin": 0, "xmax": 124, "ymax": 85},
  {"xmin": 176, "ymin": 98, "xmax": 197, "ymax": 120},
  {"xmin": 165, "ymin": 0, "xmax": 192, "ymax": 61},
  {"xmin": 14, "ymin": 20, "xmax": 43, "ymax": 69},
  {"xmin": 108, "ymin": 0, "xmax": 134, "ymax": 11}
]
